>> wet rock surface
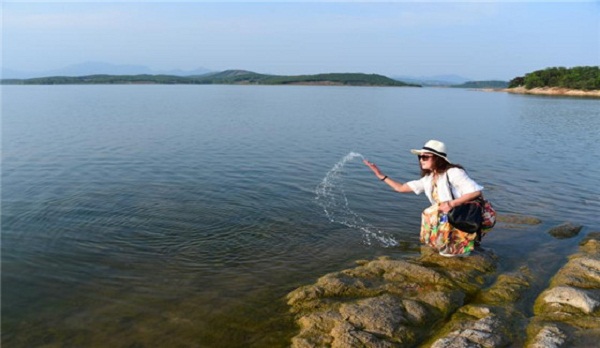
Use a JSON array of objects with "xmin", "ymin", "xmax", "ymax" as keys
[
  {"xmin": 287, "ymin": 222, "xmax": 600, "ymax": 347},
  {"xmin": 424, "ymin": 266, "xmax": 533, "ymax": 348},
  {"xmin": 287, "ymin": 247, "xmax": 498, "ymax": 347},
  {"xmin": 547, "ymin": 222, "xmax": 583, "ymax": 239},
  {"xmin": 527, "ymin": 232, "xmax": 600, "ymax": 347}
]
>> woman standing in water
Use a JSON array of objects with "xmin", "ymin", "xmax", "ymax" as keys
[{"xmin": 364, "ymin": 140, "xmax": 483, "ymax": 257}]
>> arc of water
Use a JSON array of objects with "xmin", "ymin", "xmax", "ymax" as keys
[{"xmin": 315, "ymin": 152, "xmax": 398, "ymax": 247}]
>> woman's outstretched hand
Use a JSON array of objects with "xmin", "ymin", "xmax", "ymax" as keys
[
  {"xmin": 363, "ymin": 159, "xmax": 410, "ymax": 192},
  {"xmin": 363, "ymin": 159, "xmax": 385, "ymax": 180}
]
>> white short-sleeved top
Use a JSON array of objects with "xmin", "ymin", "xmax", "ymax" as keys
[{"xmin": 406, "ymin": 167, "xmax": 483, "ymax": 204}]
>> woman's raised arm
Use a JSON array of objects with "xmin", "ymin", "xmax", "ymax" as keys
[{"xmin": 363, "ymin": 159, "xmax": 413, "ymax": 193}]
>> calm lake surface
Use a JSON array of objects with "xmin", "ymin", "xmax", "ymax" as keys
[{"xmin": 2, "ymin": 85, "xmax": 600, "ymax": 347}]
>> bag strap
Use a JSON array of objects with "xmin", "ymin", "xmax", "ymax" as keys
[{"xmin": 445, "ymin": 172, "xmax": 456, "ymax": 200}]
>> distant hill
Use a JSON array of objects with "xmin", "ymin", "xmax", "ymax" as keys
[
  {"xmin": 2, "ymin": 70, "xmax": 421, "ymax": 87},
  {"xmin": 452, "ymin": 80, "xmax": 508, "ymax": 89},
  {"xmin": 392, "ymin": 74, "xmax": 471, "ymax": 86},
  {"xmin": 198, "ymin": 70, "xmax": 419, "ymax": 86},
  {"xmin": 1, "ymin": 75, "xmax": 198, "ymax": 85},
  {"xmin": 1, "ymin": 62, "xmax": 212, "ymax": 79}
]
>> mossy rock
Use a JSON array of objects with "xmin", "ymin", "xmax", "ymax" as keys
[
  {"xmin": 526, "ymin": 233, "xmax": 600, "ymax": 346},
  {"xmin": 548, "ymin": 222, "xmax": 583, "ymax": 239},
  {"xmin": 478, "ymin": 268, "xmax": 533, "ymax": 304},
  {"xmin": 287, "ymin": 248, "xmax": 499, "ymax": 347},
  {"xmin": 425, "ymin": 306, "xmax": 527, "ymax": 348}
]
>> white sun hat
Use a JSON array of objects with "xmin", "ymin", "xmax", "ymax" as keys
[{"xmin": 410, "ymin": 139, "xmax": 451, "ymax": 163}]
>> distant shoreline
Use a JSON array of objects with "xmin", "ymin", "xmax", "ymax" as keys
[
  {"xmin": 0, "ymin": 71, "xmax": 420, "ymax": 88},
  {"xmin": 497, "ymin": 86, "xmax": 600, "ymax": 98}
]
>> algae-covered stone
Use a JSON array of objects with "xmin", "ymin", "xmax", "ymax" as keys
[
  {"xmin": 496, "ymin": 213, "xmax": 542, "ymax": 225},
  {"xmin": 460, "ymin": 317, "xmax": 505, "ymax": 345},
  {"xmin": 549, "ymin": 256, "xmax": 600, "ymax": 289},
  {"xmin": 339, "ymin": 295, "xmax": 409, "ymax": 337},
  {"xmin": 528, "ymin": 324, "xmax": 569, "ymax": 348},
  {"xmin": 291, "ymin": 310, "xmax": 342, "ymax": 347},
  {"xmin": 431, "ymin": 336, "xmax": 480, "ymax": 348},
  {"xmin": 288, "ymin": 230, "xmax": 600, "ymax": 347},
  {"xmin": 418, "ymin": 290, "xmax": 466, "ymax": 317},
  {"xmin": 424, "ymin": 266, "xmax": 535, "ymax": 348},
  {"xmin": 401, "ymin": 299, "xmax": 429, "ymax": 324},
  {"xmin": 428, "ymin": 304, "xmax": 530, "ymax": 347},
  {"xmin": 548, "ymin": 222, "xmax": 583, "ymax": 239},
  {"xmin": 286, "ymin": 248, "xmax": 499, "ymax": 347},
  {"xmin": 330, "ymin": 321, "xmax": 401, "ymax": 348},
  {"xmin": 526, "ymin": 232, "xmax": 600, "ymax": 346},
  {"xmin": 536, "ymin": 286, "xmax": 600, "ymax": 315},
  {"xmin": 478, "ymin": 269, "xmax": 532, "ymax": 304},
  {"xmin": 580, "ymin": 232, "xmax": 600, "ymax": 254}
]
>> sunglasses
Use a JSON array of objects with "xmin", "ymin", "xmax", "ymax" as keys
[{"xmin": 418, "ymin": 155, "xmax": 434, "ymax": 161}]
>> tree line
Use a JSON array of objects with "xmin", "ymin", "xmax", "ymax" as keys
[
  {"xmin": 1, "ymin": 71, "xmax": 419, "ymax": 87},
  {"xmin": 508, "ymin": 66, "xmax": 600, "ymax": 90}
]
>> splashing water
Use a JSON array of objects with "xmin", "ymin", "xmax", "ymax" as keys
[{"xmin": 315, "ymin": 152, "xmax": 398, "ymax": 247}]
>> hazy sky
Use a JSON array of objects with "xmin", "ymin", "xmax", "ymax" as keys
[{"xmin": 2, "ymin": 0, "xmax": 599, "ymax": 80}]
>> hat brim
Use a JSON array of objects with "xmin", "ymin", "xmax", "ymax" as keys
[{"xmin": 410, "ymin": 149, "xmax": 451, "ymax": 163}]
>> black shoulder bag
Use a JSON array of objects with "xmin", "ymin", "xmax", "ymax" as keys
[{"xmin": 446, "ymin": 174, "xmax": 483, "ymax": 233}]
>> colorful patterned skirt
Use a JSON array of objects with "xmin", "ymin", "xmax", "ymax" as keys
[{"xmin": 420, "ymin": 204, "xmax": 476, "ymax": 256}]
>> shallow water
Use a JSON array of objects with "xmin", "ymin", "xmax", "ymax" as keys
[{"xmin": 2, "ymin": 85, "xmax": 600, "ymax": 346}]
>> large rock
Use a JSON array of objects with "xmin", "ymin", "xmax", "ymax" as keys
[
  {"xmin": 538, "ymin": 286, "xmax": 600, "ymax": 315},
  {"xmin": 424, "ymin": 267, "xmax": 533, "ymax": 347},
  {"xmin": 287, "ymin": 247, "xmax": 498, "ymax": 347},
  {"xmin": 287, "ymin": 226, "xmax": 600, "ymax": 347},
  {"xmin": 527, "ymin": 232, "xmax": 600, "ymax": 347}
]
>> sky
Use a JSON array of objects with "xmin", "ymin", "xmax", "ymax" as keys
[{"xmin": 2, "ymin": 0, "xmax": 599, "ymax": 80}]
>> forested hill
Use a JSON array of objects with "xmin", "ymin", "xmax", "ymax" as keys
[
  {"xmin": 1, "ymin": 70, "xmax": 420, "ymax": 87},
  {"xmin": 508, "ymin": 66, "xmax": 600, "ymax": 90}
]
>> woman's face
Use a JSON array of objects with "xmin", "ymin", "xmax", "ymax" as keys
[{"xmin": 418, "ymin": 153, "xmax": 436, "ymax": 171}]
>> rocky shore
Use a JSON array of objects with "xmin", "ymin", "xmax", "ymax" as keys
[
  {"xmin": 502, "ymin": 87, "xmax": 600, "ymax": 98},
  {"xmin": 286, "ymin": 215, "xmax": 599, "ymax": 347}
]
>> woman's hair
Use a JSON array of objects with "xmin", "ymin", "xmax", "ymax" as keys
[{"xmin": 420, "ymin": 155, "xmax": 464, "ymax": 177}]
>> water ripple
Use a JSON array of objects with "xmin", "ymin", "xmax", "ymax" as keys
[{"xmin": 3, "ymin": 85, "xmax": 599, "ymax": 347}]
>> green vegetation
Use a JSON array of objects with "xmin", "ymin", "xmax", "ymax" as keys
[
  {"xmin": 1, "ymin": 70, "xmax": 420, "ymax": 87},
  {"xmin": 452, "ymin": 80, "xmax": 508, "ymax": 89},
  {"xmin": 253, "ymin": 72, "xmax": 418, "ymax": 86},
  {"xmin": 508, "ymin": 66, "xmax": 600, "ymax": 90}
]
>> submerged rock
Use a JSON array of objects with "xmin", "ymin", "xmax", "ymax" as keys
[
  {"xmin": 496, "ymin": 214, "xmax": 542, "ymax": 225},
  {"xmin": 548, "ymin": 222, "xmax": 583, "ymax": 239}
]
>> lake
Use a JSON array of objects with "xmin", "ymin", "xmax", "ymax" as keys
[{"xmin": 2, "ymin": 85, "xmax": 600, "ymax": 347}]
